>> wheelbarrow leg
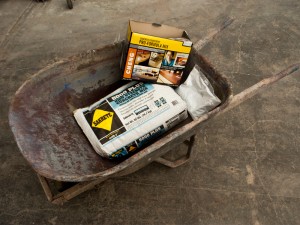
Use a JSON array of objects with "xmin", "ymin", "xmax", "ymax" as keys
[
  {"xmin": 155, "ymin": 135, "xmax": 196, "ymax": 168},
  {"xmin": 37, "ymin": 174, "xmax": 54, "ymax": 202},
  {"xmin": 37, "ymin": 174, "xmax": 108, "ymax": 205}
]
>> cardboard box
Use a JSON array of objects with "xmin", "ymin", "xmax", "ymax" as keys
[{"xmin": 121, "ymin": 20, "xmax": 193, "ymax": 86}]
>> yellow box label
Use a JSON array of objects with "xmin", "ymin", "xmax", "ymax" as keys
[{"xmin": 130, "ymin": 33, "xmax": 191, "ymax": 54}]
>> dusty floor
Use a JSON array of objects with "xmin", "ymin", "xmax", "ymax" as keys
[{"xmin": 1, "ymin": 0, "xmax": 300, "ymax": 224}]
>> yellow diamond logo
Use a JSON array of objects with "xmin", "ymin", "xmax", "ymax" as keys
[
  {"xmin": 128, "ymin": 145, "xmax": 136, "ymax": 152},
  {"xmin": 92, "ymin": 109, "xmax": 114, "ymax": 131}
]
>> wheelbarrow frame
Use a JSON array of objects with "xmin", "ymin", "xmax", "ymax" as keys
[
  {"xmin": 9, "ymin": 41, "xmax": 232, "ymax": 203},
  {"xmin": 37, "ymin": 135, "xmax": 196, "ymax": 204},
  {"xmin": 8, "ymin": 18, "xmax": 299, "ymax": 204}
]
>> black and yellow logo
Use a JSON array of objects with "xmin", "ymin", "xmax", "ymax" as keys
[
  {"xmin": 84, "ymin": 102, "xmax": 125, "ymax": 145},
  {"xmin": 92, "ymin": 109, "xmax": 114, "ymax": 131},
  {"xmin": 128, "ymin": 145, "xmax": 137, "ymax": 152}
]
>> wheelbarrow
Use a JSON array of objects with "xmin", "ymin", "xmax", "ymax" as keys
[{"xmin": 9, "ymin": 21, "xmax": 299, "ymax": 205}]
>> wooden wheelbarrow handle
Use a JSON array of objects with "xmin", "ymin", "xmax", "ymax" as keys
[
  {"xmin": 192, "ymin": 17, "xmax": 300, "ymax": 114},
  {"xmin": 155, "ymin": 17, "xmax": 299, "ymax": 168},
  {"xmin": 194, "ymin": 16, "xmax": 235, "ymax": 51},
  {"xmin": 224, "ymin": 63, "xmax": 300, "ymax": 114},
  {"xmin": 154, "ymin": 63, "xmax": 299, "ymax": 168}
]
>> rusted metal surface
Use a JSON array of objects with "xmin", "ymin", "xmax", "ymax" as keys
[
  {"xmin": 9, "ymin": 35, "xmax": 300, "ymax": 186},
  {"xmin": 8, "ymin": 40, "xmax": 232, "ymax": 182}
]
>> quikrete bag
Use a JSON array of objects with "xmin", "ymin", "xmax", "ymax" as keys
[{"xmin": 74, "ymin": 82, "xmax": 188, "ymax": 159}]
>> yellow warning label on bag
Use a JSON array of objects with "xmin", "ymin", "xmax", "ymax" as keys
[{"xmin": 92, "ymin": 109, "xmax": 114, "ymax": 131}]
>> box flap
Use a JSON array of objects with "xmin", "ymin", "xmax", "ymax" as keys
[{"xmin": 130, "ymin": 20, "xmax": 185, "ymax": 39}]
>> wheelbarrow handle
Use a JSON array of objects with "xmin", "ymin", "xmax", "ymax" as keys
[
  {"xmin": 194, "ymin": 17, "xmax": 235, "ymax": 51},
  {"xmin": 223, "ymin": 63, "xmax": 300, "ymax": 114},
  {"xmin": 193, "ymin": 17, "xmax": 299, "ymax": 114},
  {"xmin": 192, "ymin": 17, "xmax": 299, "ymax": 114}
]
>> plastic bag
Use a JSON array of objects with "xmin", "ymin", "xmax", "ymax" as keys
[{"xmin": 176, "ymin": 65, "xmax": 221, "ymax": 120}]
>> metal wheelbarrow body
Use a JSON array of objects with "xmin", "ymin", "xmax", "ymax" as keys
[{"xmin": 9, "ymin": 36, "xmax": 299, "ymax": 204}]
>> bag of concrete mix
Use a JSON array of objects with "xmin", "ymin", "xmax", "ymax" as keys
[{"xmin": 74, "ymin": 81, "xmax": 188, "ymax": 159}]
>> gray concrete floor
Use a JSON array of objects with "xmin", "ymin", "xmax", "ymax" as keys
[{"xmin": 1, "ymin": 0, "xmax": 299, "ymax": 224}]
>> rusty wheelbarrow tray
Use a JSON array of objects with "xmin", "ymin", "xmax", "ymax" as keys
[{"xmin": 9, "ymin": 28, "xmax": 300, "ymax": 205}]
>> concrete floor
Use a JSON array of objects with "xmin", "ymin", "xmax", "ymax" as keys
[{"xmin": 1, "ymin": 0, "xmax": 299, "ymax": 224}]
